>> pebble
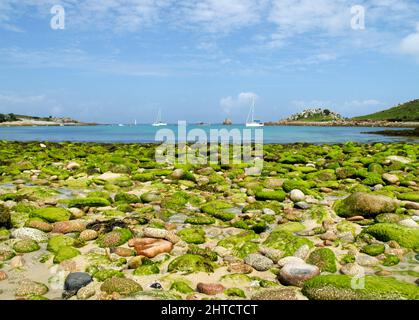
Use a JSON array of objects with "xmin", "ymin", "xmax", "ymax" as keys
[
  {"xmin": 15, "ymin": 280, "xmax": 48, "ymax": 297},
  {"xmin": 293, "ymin": 244, "xmax": 311, "ymax": 260},
  {"xmin": 64, "ymin": 272, "xmax": 93, "ymax": 294},
  {"xmin": 398, "ymin": 219, "xmax": 418, "ymax": 228},
  {"xmin": 347, "ymin": 216, "xmax": 364, "ymax": 221},
  {"xmin": 227, "ymin": 262, "xmax": 253, "ymax": 274},
  {"xmin": 404, "ymin": 202, "xmax": 419, "ymax": 210},
  {"xmin": 382, "ymin": 173, "xmax": 399, "ymax": 184},
  {"xmin": 52, "ymin": 220, "xmax": 86, "ymax": 234},
  {"xmin": 375, "ymin": 270, "xmax": 392, "ymax": 276},
  {"xmin": 244, "ymin": 253, "xmax": 274, "ymax": 271},
  {"xmin": 11, "ymin": 227, "xmax": 48, "ymax": 242},
  {"xmin": 340, "ymin": 263, "xmax": 364, "ymax": 276},
  {"xmin": 290, "ymin": 189, "xmax": 305, "ymax": 202},
  {"xmin": 262, "ymin": 208, "xmax": 276, "ymax": 215},
  {"xmin": 245, "ymin": 166, "xmax": 262, "ymax": 176},
  {"xmin": 142, "ymin": 227, "xmax": 180, "ymax": 244},
  {"xmin": 10, "ymin": 256, "xmax": 25, "ymax": 268},
  {"xmin": 150, "ymin": 282, "xmax": 162, "ymax": 289},
  {"xmin": 0, "ymin": 271, "xmax": 7, "ymax": 281},
  {"xmin": 320, "ymin": 231, "xmax": 337, "ymax": 241},
  {"xmin": 278, "ymin": 263, "xmax": 320, "ymax": 287},
  {"xmin": 259, "ymin": 247, "xmax": 283, "ymax": 263},
  {"xmin": 66, "ymin": 162, "xmax": 81, "ymax": 170},
  {"xmin": 294, "ymin": 202, "xmax": 311, "ymax": 210},
  {"xmin": 79, "ymin": 229, "xmax": 98, "ymax": 241},
  {"xmin": 77, "ymin": 285, "xmax": 96, "ymax": 300},
  {"xmin": 26, "ymin": 220, "xmax": 53, "ymax": 232},
  {"xmin": 197, "ymin": 283, "xmax": 225, "ymax": 295},
  {"xmin": 356, "ymin": 254, "xmax": 380, "ymax": 267},
  {"xmin": 278, "ymin": 256, "xmax": 305, "ymax": 267}
]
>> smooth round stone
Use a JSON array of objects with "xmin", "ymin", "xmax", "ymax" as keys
[
  {"xmin": 150, "ymin": 282, "xmax": 162, "ymax": 289},
  {"xmin": 64, "ymin": 272, "xmax": 93, "ymax": 293},
  {"xmin": 340, "ymin": 263, "xmax": 364, "ymax": 276},
  {"xmin": 398, "ymin": 219, "xmax": 418, "ymax": 228},
  {"xmin": 278, "ymin": 263, "xmax": 320, "ymax": 287},
  {"xmin": 168, "ymin": 214, "xmax": 188, "ymax": 224},
  {"xmin": 170, "ymin": 169, "xmax": 185, "ymax": 179},
  {"xmin": 15, "ymin": 280, "xmax": 48, "ymax": 297},
  {"xmin": 197, "ymin": 283, "xmax": 225, "ymax": 295},
  {"xmin": 77, "ymin": 285, "xmax": 95, "ymax": 300},
  {"xmin": 290, "ymin": 189, "xmax": 305, "ymax": 202},
  {"xmin": 244, "ymin": 253, "xmax": 274, "ymax": 271},
  {"xmin": 295, "ymin": 202, "xmax": 311, "ymax": 210},
  {"xmin": 227, "ymin": 262, "xmax": 253, "ymax": 274},
  {"xmin": 382, "ymin": 173, "xmax": 399, "ymax": 184},
  {"xmin": 356, "ymin": 254, "xmax": 379, "ymax": 267},
  {"xmin": 79, "ymin": 229, "xmax": 98, "ymax": 241},
  {"xmin": 262, "ymin": 208, "xmax": 276, "ymax": 215},
  {"xmin": 293, "ymin": 244, "xmax": 311, "ymax": 260},
  {"xmin": 11, "ymin": 227, "xmax": 48, "ymax": 242},
  {"xmin": 278, "ymin": 256, "xmax": 305, "ymax": 267}
]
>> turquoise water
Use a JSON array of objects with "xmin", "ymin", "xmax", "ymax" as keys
[{"xmin": 0, "ymin": 124, "xmax": 416, "ymax": 144}]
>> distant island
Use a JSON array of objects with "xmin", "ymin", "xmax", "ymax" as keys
[
  {"xmin": 266, "ymin": 100, "xmax": 419, "ymax": 127},
  {"xmin": 0, "ymin": 113, "xmax": 96, "ymax": 126}
]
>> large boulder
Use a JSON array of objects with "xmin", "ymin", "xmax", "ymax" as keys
[{"xmin": 333, "ymin": 192, "xmax": 398, "ymax": 217}]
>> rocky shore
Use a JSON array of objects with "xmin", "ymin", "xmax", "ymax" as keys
[
  {"xmin": 0, "ymin": 117, "xmax": 96, "ymax": 127},
  {"xmin": 0, "ymin": 141, "xmax": 418, "ymax": 300},
  {"xmin": 265, "ymin": 120, "xmax": 419, "ymax": 128}
]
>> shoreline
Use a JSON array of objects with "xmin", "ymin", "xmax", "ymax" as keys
[{"xmin": 264, "ymin": 120, "xmax": 419, "ymax": 128}]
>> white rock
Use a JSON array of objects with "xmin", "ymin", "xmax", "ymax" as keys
[
  {"xmin": 356, "ymin": 253, "xmax": 379, "ymax": 267},
  {"xmin": 386, "ymin": 155, "xmax": 411, "ymax": 164},
  {"xmin": 11, "ymin": 227, "xmax": 48, "ymax": 242},
  {"xmin": 398, "ymin": 219, "xmax": 418, "ymax": 228},
  {"xmin": 290, "ymin": 189, "xmax": 305, "ymax": 202},
  {"xmin": 278, "ymin": 263, "xmax": 320, "ymax": 287},
  {"xmin": 97, "ymin": 172, "xmax": 122, "ymax": 180},
  {"xmin": 40, "ymin": 143, "xmax": 47, "ymax": 148},
  {"xmin": 245, "ymin": 166, "xmax": 262, "ymax": 176},
  {"xmin": 340, "ymin": 263, "xmax": 364, "ymax": 276},
  {"xmin": 294, "ymin": 244, "xmax": 311, "ymax": 260},
  {"xmin": 382, "ymin": 173, "xmax": 399, "ymax": 184},
  {"xmin": 278, "ymin": 256, "xmax": 305, "ymax": 267},
  {"xmin": 66, "ymin": 162, "xmax": 80, "ymax": 170}
]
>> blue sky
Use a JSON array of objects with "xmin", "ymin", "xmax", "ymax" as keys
[{"xmin": 0, "ymin": 0, "xmax": 418, "ymax": 124}]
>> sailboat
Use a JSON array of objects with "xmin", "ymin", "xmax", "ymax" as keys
[
  {"xmin": 152, "ymin": 108, "xmax": 167, "ymax": 126},
  {"xmin": 246, "ymin": 97, "xmax": 264, "ymax": 127}
]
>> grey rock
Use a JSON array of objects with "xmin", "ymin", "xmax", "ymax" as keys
[
  {"xmin": 11, "ymin": 227, "xmax": 48, "ymax": 242},
  {"xmin": 278, "ymin": 263, "xmax": 320, "ymax": 287},
  {"xmin": 244, "ymin": 253, "xmax": 274, "ymax": 271}
]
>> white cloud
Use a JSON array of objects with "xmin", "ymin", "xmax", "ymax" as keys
[
  {"xmin": 343, "ymin": 99, "xmax": 382, "ymax": 108},
  {"xmin": 0, "ymin": 93, "xmax": 46, "ymax": 104},
  {"xmin": 220, "ymin": 92, "xmax": 258, "ymax": 114},
  {"xmin": 400, "ymin": 23, "xmax": 419, "ymax": 61}
]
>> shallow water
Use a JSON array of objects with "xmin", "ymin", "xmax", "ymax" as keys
[{"xmin": 0, "ymin": 125, "xmax": 417, "ymax": 144}]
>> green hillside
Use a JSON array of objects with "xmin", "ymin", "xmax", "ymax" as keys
[{"xmin": 353, "ymin": 99, "xmax": 419, "ymax": 122}]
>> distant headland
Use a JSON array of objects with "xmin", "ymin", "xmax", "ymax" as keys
[{"xmin": 0, "ymin": 114, "xmax": 97, "ymax": 127}]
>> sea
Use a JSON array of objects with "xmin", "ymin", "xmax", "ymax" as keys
[{"xmin": 0, "ymin": 124, "xmax": 417, "ymax": 144}]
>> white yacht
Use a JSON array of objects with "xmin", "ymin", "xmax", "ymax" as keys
[
  {"xmin": 246, "ymin": 97, "xmax": 264, "ymax": 127},
  {"xmin": 152, "ymin": 108, "xmax": 167, "ymax": 126}
]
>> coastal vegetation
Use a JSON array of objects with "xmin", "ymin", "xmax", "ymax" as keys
[{"xmin": 353, "ymin": 99, "xmax": 419, "ymax": 122}]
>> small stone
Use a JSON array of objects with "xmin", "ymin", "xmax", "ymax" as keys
[
  {"xmin": 245, "ymin": 166, "xmax": 262, "ymax": 176},
  {"xmin": 386, "ymin": 155, "xmax": 411, "ymax": 164},
  {"xmin": 142, "ymin": 227, "xmax": 180, "ymax": 244},
  {"xmin": 15, "ymin": 280, "xmax": 48, "ymax": 297},
  {"xmin": 77, "ymin": 285, "xmax": 95, "ymax": 300},
  {"xmin": 295, "ymin": 202, "xmax": 311, "ymax": 210},
  {"xmin": 66, "ymin": 162, "xmax": 81, "ymax": 170},
  {"xmin": 150, "ymin": 282, "xmax": 162, "ymax": 289},
  {"xmin": 26, "ymin": 220, "xmax": 53, "ymax": 232},
  {"xmin": 10, "ymin": 256, "xmax": 25, "ymax": 268},
  {"xmin": 129, "ymin": 238, "xmax": 173, "ymax": 258},
  {"xmin": 100, "ymin": 277, "xmax": 142, "ymax": 296},
  {"xmin": 375, "ymin": 270, "xmax": 392, "ymax": 276},
  {"xmin": 340, "ymin": 263, "xmax": 364, "ymax": 276},
  {"xmin": 382, "ymin": 173, "xmax": 399, "ymax": 184},
  {"xmin": 79, "ymin": 229, "xmax": 98, "ymax": 241},
  {"xmin": 11, "ymin": 227, "xmax": 48, "ymax": 242},
  {"xmin": 404, "ymin": 202, "xmax": 419, "ymax": 210},
  {"xmin": 278, "ymin": 256, "xmax": 305, "ymax": 267},
  {"xmin": 128, "ymin": 256, "xmax": 144, "ymax": 269},
  {"xmin": 278, "ymin": 263, "xmax": 320, "ymax": 287},
  {"xmin": 290, "ymin": 189, "xmax": 305, "ymax": 202},
  {"xmin": 227, "ymin": 262, "xmax": 253, "ymax": 274},
  {"xmin": 52, "ymin": 220, "xmax": 86, "ymax": 234},
  {"xmin": 170, "ymin": 169, "xmax": 185, "ymax": 180},
  {"xmin": 398, "ymin": 219, "xmax": 418, "ymax": 228},
  {"xmin": 69, "ymin": 208, "xmax": 84, "ymax": 219},
  {"xmin": 259, "ymin": 247, "xmax": 283, "ymax": 263},
  {"xmin": 356, "ymin": 253, "xmax": 380, "ymax": 267},
  {"xmin": 197, "ymin": 283, "xmax": 225, "ymax": 295},
  {"xmin": 111, "ymin": 247, "xmax": 135, "ymax": 257},
  {"xmin": 64, "ymin": 272, "xmax": 93, "ymax": 294},
  {"xmin": 0, "ymin": 271, "xmax": 7, "ymax": 281},
  {"xmin": 347, "ymin": 216, "xmax": 364, "ymax": 222},
  {"xmin": 293, "ymin": 244, "xmax": 310, "ymax": 260},
  {"xmin": 244, "ymin": 253, "xmax": 274, "ymax": 271},
  {"xmin": 320, "ymin": 231, "xmax": 337, "ymax": 241},
  {"xmin": 40, "ymin": 143, "xmax": 47, "ymax": 148}
]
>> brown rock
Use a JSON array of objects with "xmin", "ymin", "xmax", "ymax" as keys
[
  {"xmin": 129, "ymin": 238, "xmax": 173, "ymax": 258},
  {"xmin": 197, "ymin": 283, "xmax": 225, "ymax": 295},
  {"xmin": 26, "ymin": 220, "xmax": 53, "ymax": 232},
  {"xmin": 111, "ymin": 247, "xmax": 136, "ymax": 257},
  {"xmin": 79, "ymin": 229, "xmax": 98, "ymax": 241},
  {"xmin": 320, "ymin": 231, "xmax": 337, "ymax": 241},
  {"xmin": 227, "ymin": 262, "xmax": 253, "ymax": 274},
  {"xmin": 0, "ymin": 271, "xmax": 7, "ymax": 281},
  {"xmin": 52, "ymin": 220, "xmax": 86, "ymax": 234},
  {"xmin": 347, "ymin": 216, "xmax": 365, "ymax": 222}
]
